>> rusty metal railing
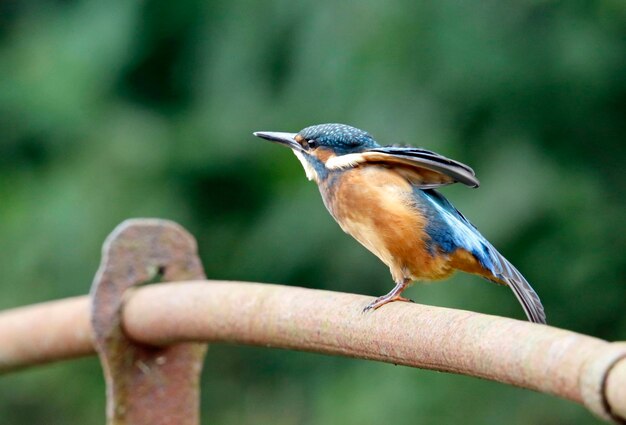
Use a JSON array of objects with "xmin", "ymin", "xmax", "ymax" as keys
[{"xmin": 0, "ymin": 219, "xmax": 624, "ymax": 424}]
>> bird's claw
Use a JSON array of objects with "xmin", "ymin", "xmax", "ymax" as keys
[
  {"xmin": 362, "ymin": 295, "xmax": 414, "ymax": 313},
  {"xmin": 362, "ymin": 303, "xmax": 375, "ymax": 313}
]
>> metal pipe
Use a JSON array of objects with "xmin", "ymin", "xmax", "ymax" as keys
[
  {"xmin": 0, "ymin": 281, "xmax": 624, "ymax": 423},
  {"xmin": 0, "ymin": 296, "xmax": 92, "ymax": 370}
]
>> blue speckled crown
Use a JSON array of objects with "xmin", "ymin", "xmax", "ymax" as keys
[{"xmin": 298, "ymin": 123, "xmax": 379, "ymax": 150}]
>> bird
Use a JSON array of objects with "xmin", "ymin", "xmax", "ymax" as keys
[{"xmin": 253, "ymin": 123, "xmax": 546, "ymax": 324}]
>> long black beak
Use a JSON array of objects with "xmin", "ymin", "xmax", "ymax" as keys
[{"xmin": 253, "ymin": 131, "xmax": 304, "ymax": 152}]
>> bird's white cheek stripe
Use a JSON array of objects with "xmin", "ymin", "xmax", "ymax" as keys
[
  {"xmin": 325, "ymin": 153, "xmax": 366, "ymax": 170},
  {"xmin": 293, "ymin": 151, "xmax": 317, "ymax": 181}
]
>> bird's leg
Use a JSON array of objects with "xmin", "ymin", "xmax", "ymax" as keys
[{"xmin": 363, "ymin": 278, "xmax": 413, "ymax": 312}]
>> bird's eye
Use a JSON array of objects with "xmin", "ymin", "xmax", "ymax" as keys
[{"xmin": 307, "ymin": 139, "xmax": 318, "ymax": 149}]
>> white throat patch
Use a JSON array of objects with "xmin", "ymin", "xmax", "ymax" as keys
[{"xmin": 293, "ymin": 150, "xmax": 318, "ymax": 182}]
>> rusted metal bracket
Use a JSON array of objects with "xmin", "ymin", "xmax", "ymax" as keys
[{"xmin": 90, "ymin": 219, "xmax": 208, "ymax": 425}]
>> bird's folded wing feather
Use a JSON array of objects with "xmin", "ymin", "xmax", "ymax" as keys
[
  {"xmin": 325, "ymin": 146, "xmax": 480, "ymax": 188},
  {"xmin": 486, "ymin": 246, "xmax": 547, "ymax": 324}
]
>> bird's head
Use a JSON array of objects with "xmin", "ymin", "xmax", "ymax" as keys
[{"xmin": 254, "ymin": 123, "xmax": 379, "ymax": 182}]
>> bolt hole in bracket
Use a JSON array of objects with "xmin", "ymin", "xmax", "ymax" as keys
[{"xmin": 90, "ymin": 219, "xmax": 208, "ymax": 425}]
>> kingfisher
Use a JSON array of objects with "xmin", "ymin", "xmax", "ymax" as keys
[{"xmin": 254, "ymin": 123, "xmax": 546, "ymax": 324}]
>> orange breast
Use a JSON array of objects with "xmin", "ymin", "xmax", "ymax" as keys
[{"xmin": 321, "ymin": 166, "xmax": 455, "ymax": 283}]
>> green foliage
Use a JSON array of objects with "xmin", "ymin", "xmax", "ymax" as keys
[{"xmin": 1, "ymin": 0, "xmax": 624, "ymax": 423}]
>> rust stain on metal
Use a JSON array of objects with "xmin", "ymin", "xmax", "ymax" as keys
[{"xmin": 90, "ymin": 219, "xmax": 208, "ymax": 425}]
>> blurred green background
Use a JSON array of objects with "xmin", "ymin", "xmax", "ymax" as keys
[{"xmin": 1, "ymin": 0, "xmax": 624, "ymax": 423}]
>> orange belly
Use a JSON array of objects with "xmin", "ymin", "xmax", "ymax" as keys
[{"xmin": 321, "ymin": 166, "xmax": 459, "ymax": 283}]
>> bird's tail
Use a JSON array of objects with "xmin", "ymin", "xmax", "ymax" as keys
[{"xmin": 481, "ymin": 244, "xmax": 547, "ymax": 324}]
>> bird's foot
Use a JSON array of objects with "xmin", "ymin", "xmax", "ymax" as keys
[{"xmin": 363, "ymin": 294, "xmax": 414, "ymax": 312}]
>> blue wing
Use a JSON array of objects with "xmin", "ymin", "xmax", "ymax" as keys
[{"xmin": 419, "ymin": 189, "xmax": 546, "ymax": 324}]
